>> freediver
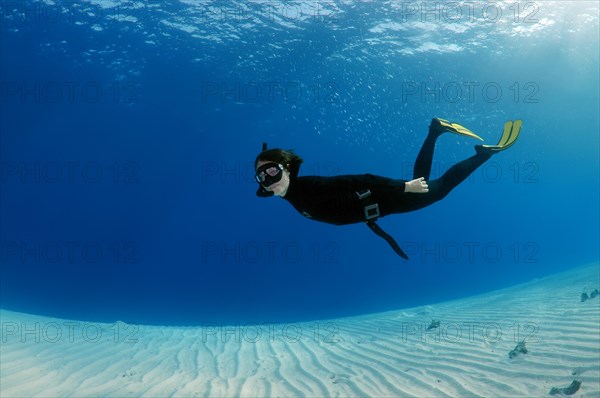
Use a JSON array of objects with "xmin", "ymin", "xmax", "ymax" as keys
[{"xmin": 254, "ymin": 118, "xmax": 522, "ymax": 259}]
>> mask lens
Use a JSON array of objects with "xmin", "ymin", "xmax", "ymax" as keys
[
  {"xmin": 255, "ymin": 163, "xmax": 283, "ymax": 187},
  {"xmin": 265, "ymin": 166, "xmax": 280, "ymax": 176}
]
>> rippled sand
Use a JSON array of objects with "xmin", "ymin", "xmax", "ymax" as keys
[{"xmin": 1, "ymin": 264, "xmax": 599, "ymax": 397}]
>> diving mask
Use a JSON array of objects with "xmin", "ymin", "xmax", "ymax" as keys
[{"xmin": 255, "ymin": 163, "xmax": 284, "ymax": 187}]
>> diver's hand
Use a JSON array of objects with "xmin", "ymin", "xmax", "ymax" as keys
[{"xmin": 405, "ymin": 177, "xmax": 429, "ymax": 193}]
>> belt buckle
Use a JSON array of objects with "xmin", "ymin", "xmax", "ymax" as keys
[
  {"xmin": 364, "ymin": 203, "xmax": 379, "ymax": 220},
  {"xmin": 356, "ymin": 189, "xmax": 371, "ymax": 200}
]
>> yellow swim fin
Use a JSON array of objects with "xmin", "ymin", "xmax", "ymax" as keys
[
  {"xmin": 430, "ymin": 117, "xmax": 484, "ymax": 141},
  {"xmin": 476, "ymin": 120, "xmax": 522, "ymax": 154}
]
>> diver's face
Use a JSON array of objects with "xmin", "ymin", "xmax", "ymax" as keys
[{"xmin": 255, "ymin": 160, "xmax": 291, "ymax": 197}]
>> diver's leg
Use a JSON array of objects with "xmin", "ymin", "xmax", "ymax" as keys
[
  {"xmin": 413, "ymin": 118, "xmax": 483, "ymax": 180},
  {"xmin": 397, "ymin": 151, "xmax": 492, "ymax": 213},
  {"xmin": 393, "ymin": 119, "xmax": 519, "ymax": 213},
  {"xmin": 412, "ymin": 122, "xmax": 440, "ymax": 180},
  {"xmin": 427, "ymin": 151, "xmax": 492, "ymax": 202}
]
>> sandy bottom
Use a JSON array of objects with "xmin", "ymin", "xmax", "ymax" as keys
[{"xmin": 1, "ymin": 264, "xmax": 599, "ymax": 397}]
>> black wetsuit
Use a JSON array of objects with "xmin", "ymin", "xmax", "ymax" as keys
[
  {"xmin": 282, "ymin": 133, "xmax": 492, "ymax": 226},
  {"xmin": 258, "ymin": 129, "xmax": 492, "ymax": 258}
]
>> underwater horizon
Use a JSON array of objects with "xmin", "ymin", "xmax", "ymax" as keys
[{"xmin": 1, "ymin": 0, "xmax": 599, "ymax": 328}]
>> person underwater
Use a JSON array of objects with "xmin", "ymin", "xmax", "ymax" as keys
[{"xmin": 254, "ymin": 117, "xmax": 522, "ymax": 259}]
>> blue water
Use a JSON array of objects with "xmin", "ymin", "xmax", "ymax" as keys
[{"xmin": 1, "ymin": 0, "xmax": 598, "ymax": 326}]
